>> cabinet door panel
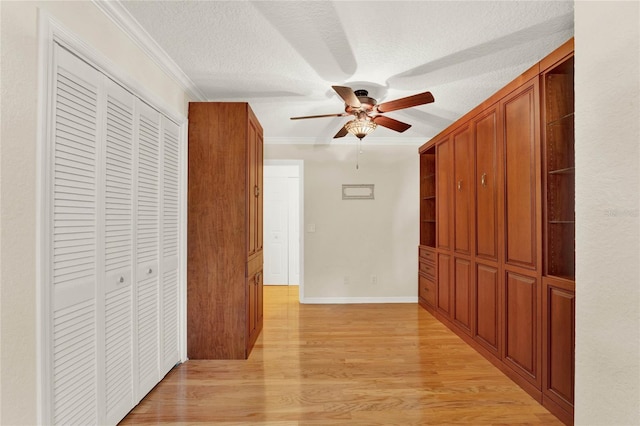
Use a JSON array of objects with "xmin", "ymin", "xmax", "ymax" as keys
[
  {"xmin": 437, "ymin": 140, "xmax": 452, "ymax": 250},
  {"xmin": 453, "ymin": 258, "xmax": 471, "ymax": 332},
  {"xmin": 453, "ymin": 127, "xmax": 472, "ymax": 255},
  {"xmin": 544, "ymin": 283, "xmax": 575, "ymax": 406},
  {"xmin": 503, "ymin": 82, "xmax": 538, "ymax": 269},
  {"xmin": 475, "ymin": 263, "xmax": 499, "ymax": 354},
  {"xmin": 256, "ymin": 131, "xmax": 264, "ymax": 251},
  {"xmin": 437, "ymin": 253, "xmax": 451, "ymax": 315},
  {"xmin": 248, "ymin": 121, "xmax": 257, "ymax": 256},
  {"xmin": 475, "ymin": 109, "xmax": 499, "ymax": 261},
  {"xmin": 505, "ymin": 271, "xmax": 539, "ymax": 384}
]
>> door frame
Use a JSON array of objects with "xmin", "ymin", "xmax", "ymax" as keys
[{"xmin": 264, "ymin": 160, "xmax": 305, "ymax": 302}]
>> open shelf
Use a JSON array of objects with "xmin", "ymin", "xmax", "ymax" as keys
[
  {"xmin": 543, "ymin": 55, "xmax": 575, "ymax": 281},
  {"xmin": 420, "ymin": 147, "xmax": 436, "ymax": 247}
]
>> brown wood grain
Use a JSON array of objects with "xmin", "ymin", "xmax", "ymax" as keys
[
  {"xmin": 453, "ymin": 125, "xmax": 473, "ymax": 255},
  {"xmin": 187, "ymin": 102, "xmax": 263, "ymax": 359},
  {"xmin": 474, "ymin": 106, "xmax": 499, "ymax": 261},
  {"xmin": 453, "ymin": 257, "xmax": 472, "ymax": 333},
  {"xmin": 502, "ymin": 80, "xmax": 539, "ymax": 270},
  {"xmin": 504, "ymin": 271, "xmax": 539, "ymax": 386},
  {"xmin": 418, "ymin": 38, "xmax": 573, "ymax": 426},
  {"xmin": 437, "ymin": 252, "xmax": 451, "ymax": 316},
  {"xmin": 436, "ymin": 138, "xmax": 452, "ymax": 250},
  {"xmin": 474, "ymin": 262, "xmax": 499, "ymax": 355},
  {"xmin": 122, "ymin": 286, "xmax": 562, "ymax": 426}
]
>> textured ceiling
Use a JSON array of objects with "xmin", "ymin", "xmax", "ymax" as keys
[{"xmin": 121, "ymin": 1, "xmax": 574, "ymax": 144}]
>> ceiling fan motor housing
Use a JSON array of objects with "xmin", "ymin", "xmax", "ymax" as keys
[{"xmin": 346, "ymin": 89, "xmax": 377, "ymax": 113}]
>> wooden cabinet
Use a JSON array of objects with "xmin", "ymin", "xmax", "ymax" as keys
[
  {"xmin": 187, "ymin": 102, "xmax": 264, "ymax": 359},
  {"xmin": 541, "ymin": 42, "xmax": 575, "ymax": 424},
  {"xmin": 418, "ymin": 38, "xmax": 574, "ymax": 425}
]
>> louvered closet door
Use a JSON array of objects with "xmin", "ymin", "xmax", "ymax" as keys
[
  {"xmin": 102, "ymin": 78, "xmax": 135, "ymax": 425},
  {"xmin": 135, "ymin": 101, "xmax": 161, "ymax": 397},
  {"xmin": 160, "ymin": 117, "xmax": 181, "ymax": 373},
  {"xmin": 50, "ymin": 45, "xmax": 101, "ymax": 426}
]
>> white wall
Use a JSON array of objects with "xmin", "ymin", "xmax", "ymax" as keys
[
  {"xmin": 575, "ymin": 2, "xmax": 640, "ymax": 425},
  {"xmin": 265, "ymin": 143, "xmax": 419, "ymax": 302},
  {"xmin": 0, "ymin": 2, "xmax": 190, "ymax": 424}
]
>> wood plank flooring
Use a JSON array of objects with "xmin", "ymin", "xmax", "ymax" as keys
[{"xmin": 121, "ymin": 286, "xmax": 560, "ymax": 425}]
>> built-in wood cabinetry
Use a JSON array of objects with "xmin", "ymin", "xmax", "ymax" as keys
[
  {"xmin": 188, "ymin": 102, "xmax": 264, "ymax": 359},
  {"xmin": 418, "ymin": 39, "xmax": 574, "ymax": 425}
]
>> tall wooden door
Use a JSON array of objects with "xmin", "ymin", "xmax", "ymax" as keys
[
  {"xmin": 474, "ymin": 107, "xmax": 499, "ymax": 262},
  {"xmin": 436, "ymin": 139, "xmax": 452, "ymax": 251},
  {"xmin": 502, "ymin": 79, "xmax": 540, "ymax": 271},
  {"xmin": 248, "ymin": 120, "xmax": 258, "ymax": 257},
  {"xmin": 501, "ymin": 78, "xmax": 541, "ymax": 387},
  {"xmin": 453, "ymin": 125, "xmax": 472, "ymax": 255}
]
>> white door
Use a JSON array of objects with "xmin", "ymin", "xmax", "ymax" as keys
[
  {"xmin": 264, "ymin": 176, "xmax": 289, "ymax": 284},
  {"xmin": 288, "ymin": 177, "xmax": 300, "ymax": 285}
]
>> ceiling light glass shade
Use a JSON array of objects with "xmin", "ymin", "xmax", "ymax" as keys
[{"xmin": 345, "ymin": 119, "xmax": 377, "ymax": 139}]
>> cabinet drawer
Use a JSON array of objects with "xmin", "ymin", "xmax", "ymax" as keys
[
  {"xmin": 419, "ymin": 260, "xmax": 436, "ymax": 280},
  {"xmin": 419, "ymin": 274, "xmax": 436, "ymax": 307},
  {"xmin": 419, "ymin": 247, "xmax": 436, "ymax": 263}
]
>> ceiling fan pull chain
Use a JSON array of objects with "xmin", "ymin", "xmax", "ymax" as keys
[{"xmin": 356, "ymin": 139, "xmax": 361, "ymax": 170}]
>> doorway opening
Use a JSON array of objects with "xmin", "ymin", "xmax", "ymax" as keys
[{"xmin": 263, "ymin": 160, "xmax": 304, "ymax": 301}]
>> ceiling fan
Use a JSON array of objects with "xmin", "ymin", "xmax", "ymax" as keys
[{"xmin": 290, "ymin": 86, "xmax": 435, "ymax": 140}]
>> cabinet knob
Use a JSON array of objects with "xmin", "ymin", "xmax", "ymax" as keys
[
  {"xmin": 481, "ymin": 173, "xmax": 487, "ymax": 187},
  {"xmin": 118, "ymin": 276, "xmax": 125, "ymax": 284},
  {"xmin": 147, "ymin": 268, "xmax": 153, "ymax": 274},
  {"xmin": 457, "ymin": 180, "xmax": 462, "ymax": 191}
]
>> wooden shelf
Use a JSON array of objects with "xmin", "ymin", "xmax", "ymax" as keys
[
  {"xmin": 547, "ymin": 112, "xmax": 574, "ymax": 127},
  {"xmin": 549, "ymin": 167, "xmax": 575, "ymax": 175},
  {"xmin": 423, "ymin": 195, "xmax": 436, "ymax": 200}
]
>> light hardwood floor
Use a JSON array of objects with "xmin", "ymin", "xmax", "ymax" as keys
[{"xmin": 121, "ymin": 286, "xmax": 561, "ymax": 425}]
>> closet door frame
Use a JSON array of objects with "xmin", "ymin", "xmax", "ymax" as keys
[{"xmin": 36, "ymin": 12, "xmax": 187, "ymax": 424}]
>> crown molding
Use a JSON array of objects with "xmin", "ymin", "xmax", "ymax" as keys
[
  {"xmin": 264, "ymin": 136, "xmax": 429, "ymax": 146},
  {"xmin": 92, "ymin": 0, "xmax": 206, "ymax": 101}
]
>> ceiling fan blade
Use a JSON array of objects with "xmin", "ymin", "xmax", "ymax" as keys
[
  {"xmin": 334, "ymin": 124, "xmax": 349, "ymax": 138},
  {"xmin": 376, "ymin": 91, "xmax": 434, "ymax": 113},
  {"xmin": 290, "ymin": 112, "xmax": 348, "ymax": 120},
  {"xmin": 332, "ymin": 86, "xmax": 361, "ymax": 108},
  {"xmin": 372, "ymin": 115, "xmax": 412, "ymax": 133}
]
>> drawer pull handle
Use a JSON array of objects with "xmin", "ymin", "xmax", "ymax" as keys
[
  {"xmin": 457, "ymin": 180, "xmax": 462, "ymax": 191},
  {"xmin": 481, "ymin": 173, "xmax": 487, "ymax": 187},
  {"xmin": 254, "ymin": 186, "xmax": 260, "ymax": 197}
]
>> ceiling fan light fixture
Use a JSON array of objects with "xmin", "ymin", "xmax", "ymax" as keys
[{"xmin": 345, "ymin": 118, "xmax": 377, "ymax": 140}]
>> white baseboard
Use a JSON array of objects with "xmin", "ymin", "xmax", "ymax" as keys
[{"xmin": 301, "ymin": 296, "xmax": 418, "ymax": 304}]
